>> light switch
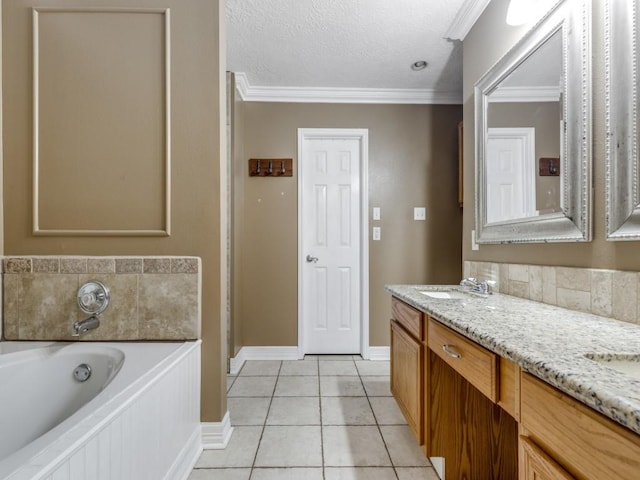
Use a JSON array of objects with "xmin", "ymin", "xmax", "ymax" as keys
[
  {"xmin": 373, "ymin": 207, "xmax": 381, "ymax": 220},
  {"xmin": 373, "ymin": 227, "xmax": 381, "ymax": 241},
  {"xmin": 414, "ymin": 207, "xmax": 426, "ymax": 220}
]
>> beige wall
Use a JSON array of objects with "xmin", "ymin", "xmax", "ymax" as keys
[
  {"xmin": 2, "ymin": 0, "xmax": 226, "ymax": 421},
  {"xmin": 233, "ymin": 102, "xmax": 462, "ymax": 348},
  {"xmin": 488, "ymin": 101, "xmax": 561, "ymax": 212},
  {"xmin": 463, "ymin": 0, "xmax": 640, "ymax": 271}
]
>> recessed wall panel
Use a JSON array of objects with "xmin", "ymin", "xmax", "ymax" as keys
[{"xmin": 33, "ymin": 8, "xmax": 171, "ymax": 235}]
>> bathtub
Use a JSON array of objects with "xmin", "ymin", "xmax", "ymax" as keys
[{"xmin": 0, "ymin": 341, "xmax": 201, "ymax": 480}]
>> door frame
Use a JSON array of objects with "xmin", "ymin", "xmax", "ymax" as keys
[{"xmin": 297, "ymin": 128, "xmax": 369, "ymax": 359}]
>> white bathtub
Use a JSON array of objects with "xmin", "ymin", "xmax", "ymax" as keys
[{"xmin": 0, "ymin": 341, "xmax": 202, "ymax": 480}]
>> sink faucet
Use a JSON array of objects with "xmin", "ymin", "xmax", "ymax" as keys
[
  {"xmin": 73, "ymin": 315, "xmax": 100, "ymax": 337},
  {"xmin": 459, "ymin": 277, "xmax": 496, "ymax": 296}
]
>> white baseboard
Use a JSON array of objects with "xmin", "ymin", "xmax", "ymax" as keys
[
  {"xmin": 167, "ymin": 425, "xmax": 203, "ymax": 480},
  {"xmin": 431, "ymin": 456, "xmax": 445, "ymax": 479},
  {"xmin": 230, "ymin": 346, "xmax": 300, "ymax": 374},
  {"xmin": 367, "ymin": 346, "xmax": 390, "ymax": 361},
  {"xmin": 201, "ymin": 411, "xmax": 234, "ymax": 450}
]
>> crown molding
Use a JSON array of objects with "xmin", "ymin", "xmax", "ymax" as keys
[
  {"xmin": 488, "ymin": 85, "xmax": 561, "ymax": 103},
  {"xmin": 444, "ymin": 0, "xmax": 491, "ymax": 40},
  {"xmin": 233, "ymin": 72, "xmax": 461, "ymax": 105}
]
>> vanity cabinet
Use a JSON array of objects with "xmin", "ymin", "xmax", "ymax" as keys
[
  {"xmin": 390, "ymin": 298, "xmax": 425, "ymax": 445},
  {"xmin": 389, "ymin": 291, "xmax": 640, "ymax": 480},
  {"xmin": 519, "ymin": 436, "xmax": 574, "ymax": 480},
  {"xmin": 520, "ymin": 373, "xmax": 640, "ymax": 480}
]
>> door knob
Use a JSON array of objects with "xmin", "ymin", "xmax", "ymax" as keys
[{"xmin": 306, "ymin": 255, "xmax": 319, "ymax": 263}]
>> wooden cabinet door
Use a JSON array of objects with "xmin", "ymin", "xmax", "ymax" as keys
[
  {"xmin": 390, "ymin": 320, "xmax": 423, "ymax": 443},
  {"xmin": 520, "ymin": 436, "xmax": 575, "ymax": 480}
]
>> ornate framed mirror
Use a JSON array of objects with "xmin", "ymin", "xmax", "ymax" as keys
[
  {"xmin": 605, "ymin": 0, "xmax": 640, "ymax": 240},
  {"xmin": 474, "ymin": 0, "xmax": 592, "ymax": 244}
]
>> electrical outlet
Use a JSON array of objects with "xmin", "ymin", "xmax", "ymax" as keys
[
  {"xmin": 414, "ymin": 207, "xmax": 426, "ymax": 220},
  {"xmin": 373, "ymin": 227, "xmax": 381, "ymax": 241},
  {"xmin": 373, "ymin": 207, "xmax": 381, "ymax": 220}
]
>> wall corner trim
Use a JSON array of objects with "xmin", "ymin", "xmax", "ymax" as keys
[
  {"xmin": 201, "ymin": 412, "xmax": 234, "ymax": 450},
  {"xmin": 229, "ymin": 346, "xmax": 300, "ymax": 374}
]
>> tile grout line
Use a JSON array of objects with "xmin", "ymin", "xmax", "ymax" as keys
[
  {"xmin": 357, "ymin": 362, "xmax": 400, "ymax": 480},
  {"xmin": 249, "ymin": 360, "xmax": 283, "ymax": 478}
]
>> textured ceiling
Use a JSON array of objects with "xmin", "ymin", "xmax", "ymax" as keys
[{"xmin": 226, "ymin": 0, "xmax": 467, "ymax": 94}]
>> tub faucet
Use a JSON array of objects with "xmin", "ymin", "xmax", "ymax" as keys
[
  {"xmin": 73, "ymin": 280, "xmax": 110, "ymax": 337},
  {"xmin": 73, "ymin": 315, "xmax": 100, "ymax": 337},
  {"xmin": 459, "ymin": 277, "xmax": 495, "ymax": 296}
]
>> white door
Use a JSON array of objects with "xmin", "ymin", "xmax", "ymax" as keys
[
  {"xmin": 486, "ymin": 127, "xmax": 537, "ymax": 223},
  {"xmin": 298, "ymin": 129, "xmax": 368, "ymax": 355}
]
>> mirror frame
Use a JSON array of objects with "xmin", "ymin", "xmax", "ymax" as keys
[
  {"xmin": 474, "ymin": 0, "xmax": 592, "ymax": 244},
  {"xmin": 605, "ymin": 0, "xmax": 640, "ymax": 240}
]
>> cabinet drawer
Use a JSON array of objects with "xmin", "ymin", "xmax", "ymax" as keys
[
  {"xmin": 427, "ymin": 318, "xmax": 498, "ymax": 402},
  {"xmin": 392, "ymin": 297, "xmax": 423, "ymax": 340},
  {"xmin": 521, "ymin": 373, "xmax": 640, "ymax": 480}
]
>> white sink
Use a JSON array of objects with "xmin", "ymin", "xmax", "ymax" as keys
[
  {"xmin": 417, "ymin": 290, "xmax": 469, "ymax": 300},
  {"xmin": 587, "ymin": 354, "xmax": 640, "ymax": 382}
]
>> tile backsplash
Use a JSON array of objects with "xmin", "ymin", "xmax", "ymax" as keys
[
  {"xmin": 2, "ymin": 256, "xmax": 201, "ymax": 341},
  {"xmin": 465, "ymin": 261, "xmax": 640, "ymax": 325}
]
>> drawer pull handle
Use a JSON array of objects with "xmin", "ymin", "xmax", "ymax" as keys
[{"xmin": 442, "ymin": 344, "xmax": 461, "ymax": 359}]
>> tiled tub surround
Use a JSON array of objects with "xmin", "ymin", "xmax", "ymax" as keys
[
  {"xmin": 2, "ymin": 256, "xmax": 201, "ymax": 341},
  {"xmin": 385, "ymin": 284, "xmax": 640, "ymax": 436},
  {"xmin": 464, "ymin": 260, "xmax": 640, "ymax": 324}
]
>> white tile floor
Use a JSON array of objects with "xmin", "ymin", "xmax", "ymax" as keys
[{"xmin": 189, "ymin": 356, "xmax": 440, "ymax": 480}]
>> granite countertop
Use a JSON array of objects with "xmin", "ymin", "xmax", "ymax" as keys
[{"xmin": 386, "ymin": 284, "xmax": 640, "ymax": 435}]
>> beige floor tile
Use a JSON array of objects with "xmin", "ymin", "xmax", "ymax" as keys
[
  {"xmin": 369, "ymin": 397, "xmax": 407, "ymax": 425},
  {"xmin": 324, "ymin": 467, "xmax": 397, "ymax": 480},
  {"xmin": 322, "ymin": 426, "xmax": 392, "ymax": 467},
  {"xmin": 228, "ymin": 376, "xmax": 277, "ymax": 397},
  {"xmin": 320, "ymin": 376, "xmax": 365, "ymax": 396},
  {"xmin": 239, "ymin": 360, "xmax": 282, "ymax": 376},
  {"xmin": 226, "ymin": 375, "xmax": 237, "ymax": 393},
  {"xmin": 254, "ymin": 426, "xmax": 323, "ymax": 467},
  {"xmin": 189, "ymin": 468, "xmax": 251, "ymax": 480},
  {"xmin": 318, "ymin": 355, "xmax": 357, "ymax": 361},
  {"xmin": 355, "ymin": 360, "xmax": 390, "ymax": 376},
  {"xmin": 321, "ymin": 397, "xmax": 376, "ymax": 425},
  {"xmin": 396, "ymin": 467, "xmax": 441, "ymax": 480},
  {"xmin": 267, "ymin": 397, "xmax": 320, "ymax": 425},
  {"xmin": 274, "ymin": 376, "xmax": 319, "ymax": 396},
  {"xmin": 380, "ymin": 426, "xmax": 431, "ymax": 467},
  {"xmin": 228, "ymin": 397, "xmax": 271, "ymax": 426},
  {"xmin": 319, "ymin": 360, "xmax": 359, "ymax": 376},
  {"xmin": 361, "ymin": 376, "xmax": 392, "ymax": 397},
  {"xmin": 195, "ymin": 427, "xmax": 262, "ymax": 468},
  {"xmin": 280, "ymin": 360, "xmax": 319, "ymax": 376},
  {"xmin": 303, "ymin": 355, "xmax": 319, "ymax": 360},
  {"xmin": 250, "ymin": 467, "xmax": 324, "ymax": 479}
]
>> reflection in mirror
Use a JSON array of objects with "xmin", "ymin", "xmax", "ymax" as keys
[
  {"xmin": 606, "ymin": 0, "xmax": 640, "ymax": 240},
  {"xmin": 486, "ymin": 29, "xmax": 562, "ymax": 223},
  {"xmin": 474, "ymin": 0, "xmax": 591, "ymax": 243}
]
